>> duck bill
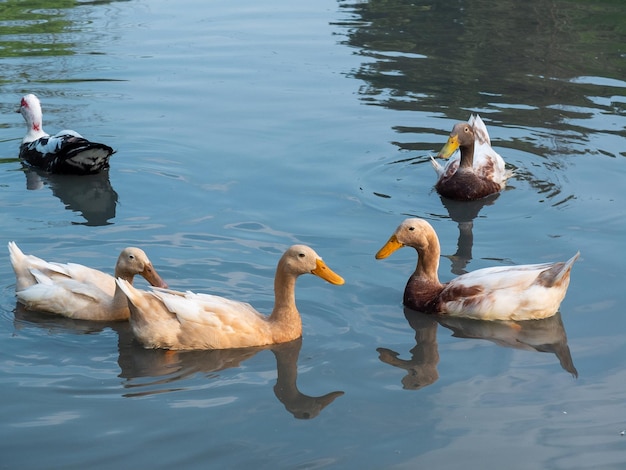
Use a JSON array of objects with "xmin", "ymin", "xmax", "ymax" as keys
[
  {"xmin": 375, "ymin": 234, "xmax": 404, "ymax": 259},
  {"xmin": 437, "ymin": 134, "xmax": 460, "ymax": 159},
  {"xmin": 312, "ymin": 259, "xmax": 345, "ymax": 285},
  {"xmin": 142, "ymin": 264, "xmax": 169, "ymax": 288}
]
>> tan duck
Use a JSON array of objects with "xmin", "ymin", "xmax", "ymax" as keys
[
  {"xmin": 431, "ymin": 114, "xmax": 512, "ymax": 200},
  {"xmin": 116, "ymin": 244, "xmax": 344, "ymax": 350},
  {"xmin": 9, "ymin": 242, "xmax": 167, "ymax": 321},
  {"xmin": 375, "ymin": 218, "xmax": 579, "ymax": 321}
]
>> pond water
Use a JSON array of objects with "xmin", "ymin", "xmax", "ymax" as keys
[{"xmin": 1, "ymin": 0, "xmax": 625, "ymax": 468}]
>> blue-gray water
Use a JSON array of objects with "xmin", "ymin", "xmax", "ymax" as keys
[{"xmin": 1, "ymin": 0, "xmax": 625, "ymax": 468}]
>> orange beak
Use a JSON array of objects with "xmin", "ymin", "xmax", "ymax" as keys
[
  {"xmin": 375, "ymin": 234, "xmax": 404, "ymax": 259},
  {"xmin": 311, "ymin": 259, "xmax": 345, "ymax": 285}
]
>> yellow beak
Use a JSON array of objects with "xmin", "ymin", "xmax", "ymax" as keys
[
  {"xmin": 312, "ymin": 259, "xmax": 345, "ymax": 285},
  {"xmin": 437, "ymin": 134, "xmax": 460, "ymax": 159},
  {"xmin": 375, "ymin": 234, "xmax": 404, "ymax": 259}
]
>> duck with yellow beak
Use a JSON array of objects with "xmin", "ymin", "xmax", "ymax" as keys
[
  {"xmin": 117, "ymin": 245, "xmax": 344, "ymax": 350},
  {"xmin": 430, "ymin": 114, "xmax": 512, "ymax": 200}
]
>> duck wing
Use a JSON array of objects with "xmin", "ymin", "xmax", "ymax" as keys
[
  {"xmin": 118, "ymin": 279, "xmax": 278, "ymax": 349},
  {"xmin": 153, "ymin": 290, "xmax": 266, "ymax": 328},
  {"xmin": 439, "ymin": 255, "xmax": 578, "ymax": 320},
  {"xmin": 19, "ymin": 131, "xmax": 114, "ymax": 175},
  {"xmin": 30, "ymin": 260, "xmax": 114, "ymax": 295},
  {"xmin": 15, "ymin": 268, "xmax": 110, "ymax": 316}
]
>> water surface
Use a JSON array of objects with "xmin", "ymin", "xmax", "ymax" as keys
[{"xmin": 1, "ymin": 0, "xmax": 625, "ymax": 468}]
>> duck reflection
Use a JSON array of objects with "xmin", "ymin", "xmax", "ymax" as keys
[
  {"xmin": 378, "ymin": 307, "xmax": 577, "ymax": 390},
  {"xmin": 115, "ymin": 321, "xmax": 261, "ymax": 392},
  {"xmin": 23, "ymin": 166, "xmax": 118, "ymax": 226},
  {"xmin": 438, "ymin": 192, "xmax": 499, "ymax": 275},
  {"xmin": 116, "ymin": 329, "xmax": 344, "ymax": 419},
  {"xmin": 438, "ymin": 312, "xmax": 578, "ymax": 378},
  {"xmin": 377, "ymin": 310, "xmax": 440, "ymax": 390},
  {"xmin": 12, "ymin": 306, "xmax": 342, "ymax": 419},
  {"xmin": 271, "ymin": 339, "xmax": 344, "ymax": 419}
]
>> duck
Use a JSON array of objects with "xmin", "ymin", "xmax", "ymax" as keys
[
  {"xmin": 375, "ymin": 218, "xmax": 579, "ymax": 321},
  {"xmin": 115, "ymin": 244, "xmax": 345, "ymax": 350},
  {"xmin": 17, "ymin": 94, "xmax": 114, "ymax": 175},
  {"xmin": 8, "ymin": 242, "xmax": 168, "ymax": 321},
  {"xmin": 431, "ymin": 114, "xmax": 512, "ymax": 200}
]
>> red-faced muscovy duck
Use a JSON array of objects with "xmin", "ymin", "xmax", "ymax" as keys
[{"xmin": 18, "ymin": 94, "xmax": 115, "ymax": 175}]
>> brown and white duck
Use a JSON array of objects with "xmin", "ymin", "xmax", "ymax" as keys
[
  {"xmin": 431, "ymin": 114, "xmax": 512, "ymax": 200},
  {"xmin": 376, "ymin": 218, "xmax": 579, "ymax": 321}
]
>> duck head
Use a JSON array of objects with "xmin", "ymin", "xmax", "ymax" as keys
[
  {"xmin": 282, "ymin": 245, "xmax": 345, "ymax": 285},
  {"xmin": 18, "ymin": 94, "xmax": 46, "ymax": 143},
  {"xmin": 116, "ymin": 247, "xmax": 168, "ymax": 288},
  {"xmin": 437, "ymin": 122, "xmax": 475, "ymax": 159}
]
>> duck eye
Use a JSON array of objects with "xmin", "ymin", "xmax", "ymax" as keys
[
  {"xmin": 129, "ymin": 255, "xmax": 135, "ymax": 260},
  {"xmin": 298, "ymin": 253, "xmax": 305, "ymax": 258},
  {"xmin": 409, "ymin": 226, "xmax": 415, "ymax": 231}
]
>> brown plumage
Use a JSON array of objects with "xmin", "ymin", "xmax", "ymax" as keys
[
  {"xmin": 431, "ymin": 114, "xmax": 512, "ymax": 201},
  {"xmin": 376, "ymin": 218, "xmax": 579, "ymax": 321}
]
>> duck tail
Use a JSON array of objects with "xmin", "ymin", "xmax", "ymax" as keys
[
  {"xmin": 8, "ymin": 241, "xmax": 35, "ymax": 291},
  {"xmin": 536, "ymin": 252, "xmax": 580, "ymax": 288},
  {"xmin": 563, "ymin": 251, "xmax": 580, "ymax": 273},
  {"xmin": 64, "ymin": 142, "xmax": 114, "ymax": 174},
  {"xmin": 557, "ymin": 252, "xmax": 580, "ymax": 284},
  {"xmin": 8, "ymin": 241, "xmax": 24, "ymax": 269}
]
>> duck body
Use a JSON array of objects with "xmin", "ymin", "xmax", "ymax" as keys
[
  {"xmin": 9, "ymin": 242, "xmax": 167, "ymax": 321},
  {"xmin": 18, "ymin": 94, "xmax": 114, "ymax": 175},
  {"xmin": 431, "ymin": 114, "xmax": 512, "ymax": 201},
  {"xmin": 116, "ymin": 245, "xmax": 344, "ymax": 350},
  {"xmin": 376, "ymin": 218, "xmax": 578, "ymax": 321}
]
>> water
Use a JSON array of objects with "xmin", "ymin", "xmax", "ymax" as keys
[{"xmin": 1, "ymin": 0, "xmax": 625, "ymax": 468}]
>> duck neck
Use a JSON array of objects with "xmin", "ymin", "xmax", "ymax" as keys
[
  {"xmin": 458, "ymin": 140, "xmax": 475, "ymax": 169},
  {"xmin": 31, "ymin": 116, "xmax": 43, "ymax": 134},
  {"xmin": 23, "ymin": 106, "xmax": 45, "ymax": 142},
  {"xmin": 114, "ymin": 265, "xmax": 135, "ymax": 285},
  {"xmin": 270, "ymin": 266, "xmax": 299, "ymax": 321},
  {"xmin": 268, "ymin": 263, "xmax": 303, "ymax": 342},
  {"xmin": 414, "ymin": 235, "xmax": 442, "ymax": 285}
]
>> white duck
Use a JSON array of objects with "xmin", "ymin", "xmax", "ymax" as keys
[
  {"xmin": 116, "ymin": 245, "xmax": 345, "ymax": 350},
  {"xmin": 431, "ymin": 114, "xmax": 512, "ymax": 200},
  {"xmin": 17, "ymin": 94, "xmax": 114, "ymax": 174},
  {"xmin": 375, "ymin": 218, "xmax": 579, "ymax": 321},
  {"xmin": 9, "ymin": 242, "xmax": 167, "ymax": 321}
]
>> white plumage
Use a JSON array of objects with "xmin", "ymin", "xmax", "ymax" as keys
[
  {"xmin": 376, "ymin": 218, "xmax": 579, "ymax": 321},
  {"xmin": 17, "ymin": 94, "xmax": 114, "ymax": 174},
  {"xmin": 9, "ymin": 242, "xmax": 167, "ymax": 321}
]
